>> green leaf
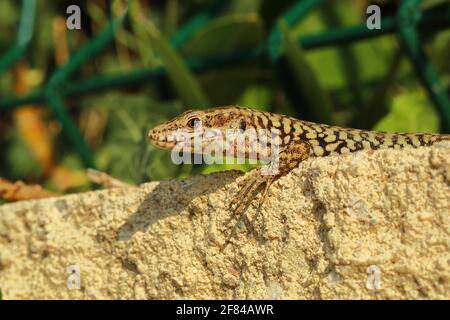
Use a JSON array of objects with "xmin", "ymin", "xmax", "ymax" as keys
[
  {"xmin": 129, "ymin": 0, "xmax": 158, "ymax": 67},
  {"xmin": 374, "ymin": 90, "xmax": 440, "ymax": 133},
  {"xmin": 7, "ymin": 132, "xmax": 42, "ymax": 180},
  {"xmin": 280, "ymin": 20, "xmax": 332, "ymax": 123},
  {"xmin": 228, "ymin": 0, "xmax": 262, "ymax": 14},
  {"xmin": 290, "ymin": 10, "xmax": 346, "ymax": 89},
  {"xmin": 198, "ymin": 64, "xmax": 271, "ymax": 106},
  {"xmin": 132, "ymin": 16, "xmax": 210, "ymax": 108},
  {"xmin": 430, "ymin": 30, "xmax": 450, "ymax": 76},
  {"xmin": 237, "ymin": 84, "xmax": 273, "ymax": 110},
  {"xmin": 164, "ymin": 0, "xmax": 179, "ymax": 35},
  {"xmin": 182, "ymin": 13, "xmax": 264, "ymax": 57},
  {"xmin": 152, "ymin": 25, "xmax": 210, "ymax": 107},
  {"xmin": 200, "ymin": 161, "xmax": 258, "ymax": 175}
]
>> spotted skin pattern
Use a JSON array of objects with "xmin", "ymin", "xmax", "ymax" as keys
[{"xmin": 149, "ymin": 106, "xmax": 449, "ymax": 229}]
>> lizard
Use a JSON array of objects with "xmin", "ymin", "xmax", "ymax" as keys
[{"xmin": 148, "ymin": 106, "xmax": 450, "ymax": 222}]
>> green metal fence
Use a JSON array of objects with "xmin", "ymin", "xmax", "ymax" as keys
[{"xmin": 1, "ymin": 0, "xmax": 449, "ymax": 168}]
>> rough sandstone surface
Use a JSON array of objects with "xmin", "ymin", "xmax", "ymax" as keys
[{"xmin": 0, "ymin": 144, "xmax": 449, "ymax": 299}]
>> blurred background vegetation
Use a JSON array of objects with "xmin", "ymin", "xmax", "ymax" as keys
[{"xmin": 0, "ymin": 0, "xmax": 449, "ymax": 202}]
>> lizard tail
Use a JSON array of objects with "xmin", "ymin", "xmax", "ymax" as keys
[{"xmin": 429, "ymin": 134, "xmax": 450, "ymax": 145}]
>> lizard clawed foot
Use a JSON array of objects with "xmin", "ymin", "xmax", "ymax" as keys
[
  {"xmin": 229, "ymin": 168, "xmax": 274, "ymax": 220},
  {"xmin": 220, "ymin": 169, "xmax": 277, "ymax": 250}
]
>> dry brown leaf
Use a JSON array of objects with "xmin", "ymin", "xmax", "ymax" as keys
[
  {"xmin": 50, "ymin": 166, "xmax": 89, "ymax": 192},
  {"xmin": 0, "ymin": 178, "xmax": 58, "ymax": 202}
]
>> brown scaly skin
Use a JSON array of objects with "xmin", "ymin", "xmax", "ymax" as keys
[{"xmin": 148, "ymin": 106, "xmax": 450, "ymax": 223}]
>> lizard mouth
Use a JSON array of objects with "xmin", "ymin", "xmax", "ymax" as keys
[
  {"xmin": 148, "ymin": 128, "xmax": 224, "ymax": 148},
  {"xmin": 148, "ymin": 131, "xmax": 178, "ymax": 149},
  {"xmin": 148, "ymin": 128, "xmax": 195, "ymax": 150}
]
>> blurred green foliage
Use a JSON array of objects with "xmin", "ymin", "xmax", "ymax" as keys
[
  {"xmin": 374, "ymin": 88, "xmax": 440, "ymax": 133},
  {"xmin": 0, "ymin": 0, "xmax": 449, "ymax": 193}
]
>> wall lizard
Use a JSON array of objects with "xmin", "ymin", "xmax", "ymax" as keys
[{"xmin": 148, "ymin": 106, "xmax": 449, "ymax": 218}]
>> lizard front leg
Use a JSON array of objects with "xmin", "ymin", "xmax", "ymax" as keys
[{"xmin": 230, "ymin": 139, "xmax": 311, "ymax": 219}]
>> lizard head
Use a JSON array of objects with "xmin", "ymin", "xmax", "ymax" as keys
[{"xmin": 148, "ymin": 106, "xmax": 251, "ymax": 151}]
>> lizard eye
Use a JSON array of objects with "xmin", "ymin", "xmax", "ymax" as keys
[{"xmin": 187, "ymin": 117, "xmax": 201, "ymax": 129}]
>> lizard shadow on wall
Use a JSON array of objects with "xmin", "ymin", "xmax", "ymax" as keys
[{"xmin": 116, "ymin": 170, "xmax": 242, "ymax": 241}]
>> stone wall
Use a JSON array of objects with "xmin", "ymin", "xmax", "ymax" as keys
[{"xmin": 0, "ymin": 144, "xmax": 449, "ymax": 299}]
